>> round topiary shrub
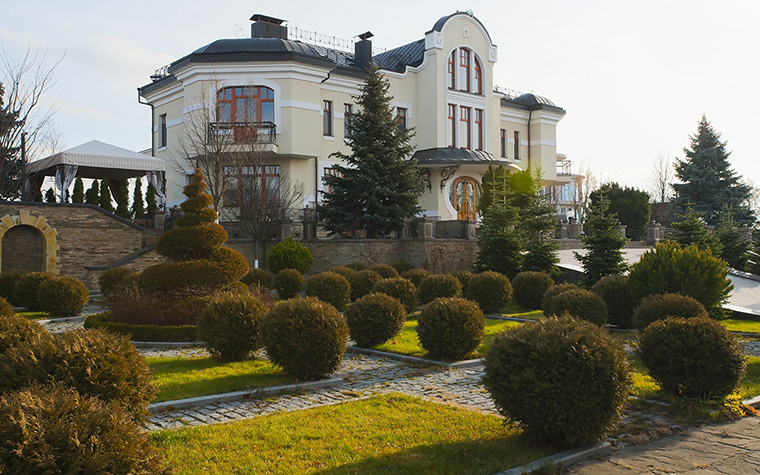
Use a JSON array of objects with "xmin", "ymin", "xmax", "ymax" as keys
[
  {"xmin": 329, "ymin": 266, "xmax": 355, "ymax": 278},
  {"xmin": 512, "ymin": 271, "xmax": 554, "ymax": 310},
  {"xmin": 639, "ymin": 316, "xmax": 746, "ymax": 398},
  {"xmin": 391, "ymin": 262, "xmax": 415, "ymax": 274},
  {"xmin": 266, "ymin": 237, "xmax": 313, "ymax": 274},
  {"xmin": 400, "ymin": 268, "xmax": 431, "ymax": 288},
  {"xmin": 0, "ymin": 384, "xmax": 171, "ymax": 474},
  {"xmin": 345, "ymin": 262, "xmax": 367, "ymax": 271},
  {"xmin": 347, "ymin": 270, "xmax": 384, "ymax": 301},
  {"xmin": 483, "ymin": 316, "xmax": 631, "ymax": 449},
  {"xmin": 0, "ymin": 314, "xmax": 53, "ymax": 354},
  {"xmin": 417, "ymin": 274, "xmax": 463, "ymax": 306},
  {"xmin": 140, "ymin": 254, "xmax": 249, "ymax": 294},
  {"xmin": 372, "ymin": 277, "xmax": 417, "ymax": 313},
  {"xmin": 98, "ymin": 267, "xmax": 136, "ymax": 296},
  {"xmin": 591, "ymin": 274, "xmax": 638, "ymax": 329},
  {"xmin": 417, "ymin": 297, "xmax": 485, "ymax": 360},
  {"xmin": 273, "ymin": 269, "xmax": 304, "ymax": 299},
  {"xmin": 14, "ymin": 272, "xmax": 55, "ymax": 311},
  {"xmin": 305, "ymin": 272, "xmax": 351, "ymax": 311},
  {"xmin": 0, "ymin": 270, "xmax": 28, "ymax": 305},
  {"xmin": 197, "ymin": 295, "xmax": 268, "ymax": 361},
  {"xmin": 344, "ymin": 293, "xmax": 407, "ymax": 347},
  {"xmin": 541, "ymin": 283, "xmax": 581, "ymax": 311},
  {"xmin": 368, "ymin": 264, "xmax": 399, "ymax": 279},
  {"xmin": 465, "ymin": 271, "xmax": 513, "ymax": 314},
  {"xmin": 544, "ymin": 288, "xmax": 608, "ymax": 326},
  {"xmin": 261, "ymin": 297, "xmax": 348, "ymax": 379},
  {"xmin": 451, "ymin": 270, "xmax": 474, "ymax": 291},
  {"xmin": 632, "ymin": 293, "xmax": 708, "ymax": 330},
  {"xmin": 0, "ymin": 298, "xmax": 13, "ymax": 318},
  {"xmin": 241, "ymin": 268, "xmax": 273, "ymax": 288},
  {"xmin": 37, "ymin": 276, "xmax": 90, "ymax": 318}
]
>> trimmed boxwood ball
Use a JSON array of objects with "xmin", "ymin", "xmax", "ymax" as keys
[
  {"xmin": 0, "ymin": 314, "xmax": 53, "ymax": 354},
  {"xmin": 483, "ymin": 316, "xmax": 631, "ymax": 449},
  {"xmin": 632, "ymin": 293, "xmax": 708, "ymax": 330},
  {"xmin": 544, "ymin": 288, "xmax": 608, "ymax": 326},
  {"xmin": 639, "ymin": 317, "xmax": 746, "ymax": 398},
  {"xmin": 591, "ymin": 274, "xmax": 638, "ymax": 328},
  {"xmin": 0, "ymin": 269, "xmax": 28, "ymax": 305},
  {"xmin": 391, "ymin": 262, "xmax": 415, "ymax": 273},
  {"xmin": 37, "ymin": 276, "xmax": 90, "ymax": 318},
  {"xmin": 274, "ymin": 269, "xmax": 304, "ymax": 299},
  {"xmin": 329, "ymin": 265, "xmax": 355, "ymax": 278},
  {"xmin": 451, "ymin": 270, "xmax": 474, "ymax": 291},
  {"xmin": 541, "ymin": 282, "xmax": 581, "ymax": 311},
  {"xmin": 347, "ymin": 270, "xmax": 384, "ymax": 301},
  {"xmin": 14, "ymin": 272, "xmax": 55, "ymax": 311},
  {"xmin": 372, "ymin": 277, "xmax": 417, "ymax": 312},
  {"xmin": 305, "ymin": 272, "xmax": 351, "ymax": 311},
  {"xmin": 261, "ymin": 297, "xmax": 348, "ymax": 379},
  {"xmin": 241, "ymin": 268, "xmax": 273, "ymax": 288},
  {"xmin": 198, "ymin": 295, "xmax": 268, "ymax": 361},
  {"xmin": 512, "ymin": 271, "xmax": 554, "ymax": 310},
  {"xmin": 417, "ymin": 297, "xmax": 485, "ymax": 360},
  {"xmin": 344, "ymin": 293, "xmax": 407, "ymax": 347},
  {"xmin": 368, "ymin": 264, "xmax": 399, "ymax": 279},
  {"xmin": 0, "ymin": 298, "xmax": 13, "ymax": 318},
  {"xmin": 345, "ymin": 262, "xmax": 367, "ymax": 271},
  {"xmin": 465, "ymin": 271, "xmax": 513, "ymax": 314},
  {"xmin": 417, "ymin": 274, "xmax": 463, "ymax": 306},
  {"xmin": 98, "ymin": 267, "xmax": 135, "ymax": 296},
  {"xmin": 0, "ymin": 384, "xmax": 172, "ymax": 474},
  {"xmin": 265, "ymin": 236, "xmax": 313, "ymax": 274},
  {"xmin": 400, "ymin": 268, "xmax": 431, "ymax": 287}
]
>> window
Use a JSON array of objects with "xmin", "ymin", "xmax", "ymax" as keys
[
  {"xmin": 343, "ymin": 103, "xmax": 353, "ymax": 138},
  {"xmin": 397, "ymin": 107, "xmax": 407, "ymax": 131},
  {"xmin": 447, "ymin": 50, "xmax": 456, "ymax": 89},
  {"xmin": 217, "ymin": 86, "xmax": 275, "ymax": 124},
  {"xmin": 460, "ymin": 106, "xmax": 471, "ymax": 149},
  {"xmin": 448, "ymin": 48, "xmax": 484, "ymax": 95},
  {"xmin": 474, "ymin": 57, "xmax": 482, "ymax": 94},
  {"xmin": 323, "ymin": 100, "xmax": 333, "ymax": 136},
  {"xmin": 323, "ymin": 167, "xmax": 344, "ymax": 196},
  {"xmin": 223, "ymin": 165, "xmax": 280, "ymax": 208},
  {"xmin": 447, "ymin": 104, "xmax": 457, "ymax": 148},
  {"xmin": 158, "ymin": 114, "xmax": 167, "ymax": 148},
  {"xmin": 474, "ymin": 109, "xmax": 483, "ymax": 151},
  {"xmin": 500, "ymin": 129, "xmax": 506, "ymax": 158},
  {"xmin": 459, "ymin": 48, "xmax": 471, "ymax": 92},
  {"xmin": 514, "ymin": 131, "xmax": 521, "ymax": 160}
]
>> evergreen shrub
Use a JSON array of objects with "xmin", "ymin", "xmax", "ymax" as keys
[
  {"xmin": 347, "ymin": 270, "xmax": 383, "ymax": 301},
  {"xmin": 98, "ymin": 267, "xmax": 135, "ymax": 296},
  {"xmin": 451, "ymin": 270, "xmax": 474, "ymax": 291},
  {"xmin": 0, "ymin": 270, "xmax": 27, "ymax": 305},
  {"xmin": 391, "ymin": 262, "xmax": 415, "ymax": 273},
  {"xmin": 544, "ymin": 288, "xmax": 608, "ymax": 326},
  {"xmin": 417, "ymin": 274, "xmax": 462, "ymax": 305},
  {"xmin": 241, "ymin": 268, "xmax": 272, "ymax": 288},
  {"xmin": 632, "ymin": 293, "xmax": 708, "ymax": 330},
  {"xmin": 345, "ymin": 262, "xmax": 367, "ymax": 271},
  {"xmin": 0, "ymin": 314, "xmax": 53, "ymax": 354},
  {"xmin": 344, "ymin": 293, "xmax": 407, "ymax": 347},
  {"xmin": 139, "ymin": 251, "xmax": 248, "ymax": 294},
  {"xmin": 512, "ymin": 271, "xmax": 554, "ymax": 310},
  {"xmin": 329, "ymin": 266, "xmax": 355, "ymax": 278},
  {"xmin": 368, "ymin": 264, "xmax": 399, "ymax": 279},
  {"xmin": 265, "ymin": 237, "xmax": 313, "ymax": 274},
  {"xmin": 106, "ymin": 287, "xmax": 208, "ymax": 326},
  {"xmin": 305, "ymin": 272, "xmax": 351, "ymax": 311},
  {"xmin": 483, "ymin": 316, "xmax": 631, "ymax": 448},
  {"xmin": 14, "ymin": 272, "xmax": 54, "ymax": 311},
  {"xmin": 417, "ymin": 297, "xmax": 485, "ymax": 360},
  {"xmin": 400, "ymin": 268, "xmax": 430, "ymax": 287},
  {"xmin": 639, "ymin": 317, "xmax": 746, "ymax": 398},
  {"xmin": 37, "ymin": 276, "xmax": 90, "ymax": 318},
  {"xmin": 465, "ymin": 271, "xmax": 513, "ymax": 314},
  {"xmin": 0, "ymin": 384, "xmax": 172, "ymax": 474},
  {"xmin": 261, "ymin": 297, "xmax": 348, "ymax": 379},
  {"xmin": 84, "ymin": 313, "xmax": 196, "ymax": 342},
  {"xmin": 0, "ymin": 298, "xmax": 12, "ymax": 318},
  {"xmin": 273, "ymin": 269, "xmax": 304, "ymax": 299},
  {"xmin": 541, "ymin": 283, "xmax": 581, "ymax": 311},
  {"xmin": 197, "ymin": 295, "xmax": 268, "ymax": 361},
  {"xmin": 591, "ymin": 274, "xmax": 637, "ymax": 328},
  {"xmin": 371, "ymin": 277, "xmax": 417, "ymax": 312}
]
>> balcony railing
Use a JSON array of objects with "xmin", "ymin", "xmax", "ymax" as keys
[{"xmin": 208, "ymin": 121, "xmax": 276, "ymax": 144}]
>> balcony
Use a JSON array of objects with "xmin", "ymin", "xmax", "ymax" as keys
[{"xmin": 208, "ymin": 121, "xmax": 277, "ymax": 145}]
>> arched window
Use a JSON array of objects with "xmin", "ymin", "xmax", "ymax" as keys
[
  {"xmin": 474, "ymin": 57, "xmax": 482, "ymax": 94},
  {"xmin": 447, "ymin": 48, "xmax": 484, "ymax": 95},
  {"xmin": 447, "ymin": 50, "xmax": 456, "ymax": 89},
  {"xmin": 449, "ymin": 177, "xmax": 482, "ymax": 220}
]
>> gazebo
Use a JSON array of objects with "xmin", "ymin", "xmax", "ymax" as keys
[{"xmin": 26, "ymin": 140, "xmax": 166, "ymax": 207}]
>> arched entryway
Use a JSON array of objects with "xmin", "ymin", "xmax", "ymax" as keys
[
  {"xmin": 0, "ymin": 211, "xmax": 59, "ymax": 274},
  {"xmin": 449, "ymin": 177, "xmax": 482, "ymax": 220}
]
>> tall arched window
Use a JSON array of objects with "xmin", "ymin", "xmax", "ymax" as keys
[
  {"xmin": 447, "ymin": 50, "xmax": 456, "ymax": 89},
  {"xmin": 474, "ymin": 57, "xmax": 482, "ymax": 94},
  {"xmin": 447, "ymin": 48, "xmax": 484, "ymax": 95}
]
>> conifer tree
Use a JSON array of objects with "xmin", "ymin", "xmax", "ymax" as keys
[
  {"xmin": 44, "ymin": 187, "xmax": 56, "ymax": 203},
  {"xmin": 85, "ymin": 179, "xmax": 99, "ymax": 205},
  {"xmin": 99, "ymin": 178, "xmax": 115, "ymax": 213},
  {"xmin": 72, "ymin": 177, "xmax": 85, "ymax": 203},
  {"xmin": 715, "ymin": 211, "xmax": 752, "ymax": 271},
  {"xmin": 131, "ymin": 177, "xmax": 146, "ymax": 220},
  {"xmin": 146, "ymin": 182, "xmax": 157, "ymax": 219},
  {"xmin": 669, "ymin": 208, "xmax": 721, "ymax": 255},
  {"xmin": 115, "ymin": 176, "xmax": 131, "ymax": 219},
  {"xmin": 673, "ymin": 115, "xmax": 753, "ymax": 226},
  {"xmin": 320, "ymin": 65, "xmax": 424, "ymax": 238},
  {"xmin": 576, "ymin": 194, "xmax": 628, "ymax": 286}
]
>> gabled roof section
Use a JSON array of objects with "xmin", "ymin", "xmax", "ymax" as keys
[
  {"xmin": 427, "ymin": 11, "xmax": 493, "ymax": 44},
  {"xmin": 373, "ymin": 39, "xmax": 425, "ymax": 73}
]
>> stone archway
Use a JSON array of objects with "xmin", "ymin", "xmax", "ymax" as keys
[{"xmin": 0, "ymin": 210, "xmax": 59, "ymax": 275}]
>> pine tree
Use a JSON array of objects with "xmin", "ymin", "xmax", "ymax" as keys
[
  {"xmin": 474, "ymin": 203, "xmax": 523, "ymax": 278},
  {"xmin": 518, "ymin": 170, "xmax": 559, "ymax": 276},
  {"xmin": 72, "ymin": 177, "xmax": 85, "ymax": 203},
  {"xmin": 44, "ymin": 188, "xmax": 56, "ymax": 203},
  {"xmin": 715, "ymin": 211, "xmax": 752, "ymax": 271},
  {"xmin": 319, "ymin": 65, "xmax": 424, "ymax": 238},
  {"xmin": 131, "ymin": 177, "xmax": 146, "ymax": 220},
  {"xmin": 99, "ymin": 178, "xmax": 115, "ymax": 213},
  {"xmin": 669, "ymin": 208, "xmax": 721, "ymax": 255},
  {"xmin": 115, "ymin": 176, "xmax": 131, "ymax": 219},
  {"xmin": 575, "ymin": 194, "xmax": 628, "ymax": 286},
  {"xmin": 673, "ymin": 115, "xmax": 754, "ymax": 226},
  {"xmin": 85, "ymin": 179, "xmax": 99, "ymax": 205},
  {"xmin": 146, "ymin": 182, "xmax": 157, "ymax": 219}
]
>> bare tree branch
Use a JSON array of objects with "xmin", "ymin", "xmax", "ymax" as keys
[{"xmin": 648, "ymin": 153, "xmax": 673, "ymax": 203}]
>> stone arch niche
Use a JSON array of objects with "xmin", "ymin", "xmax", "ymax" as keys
[{"xmin": 0, "ymin": 210, "xmax": 59, "ymax": 274}]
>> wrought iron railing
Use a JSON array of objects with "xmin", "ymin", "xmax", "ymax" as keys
[
  {"xmin": 207, "ymin": 121, "xmax": 276, "ymax": 144},
  {"xmin": 433, "ymin": 220, "xmax": 468, "ymax": 239}
]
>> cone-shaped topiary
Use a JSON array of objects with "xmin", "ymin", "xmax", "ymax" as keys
[
  {"xmin": 71, "ymin": 177, "xmax": 85, "ymax": 204},
  {"xmin": 99, "ymin": 178, "xmax": 115, "ymax": 213}
]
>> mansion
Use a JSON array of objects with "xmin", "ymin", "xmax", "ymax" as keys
[{"xmin": 138, "ymin": 11, "xmax": 572, "ymax": 223}]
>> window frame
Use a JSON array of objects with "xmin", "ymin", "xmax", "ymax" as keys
[
  {"xmin": 343, "ymin": 103, "xmax": 353, "ymax": 138},
  {"xmin": 158, "ymin": 114, "xmax": 167, "ymax": 148},
  {"xmin": 460, "ymin": 106, "xmax": 471, "ymax": 149},
  {"xmin": 396, "ymin": 107, "xmax": 408, "ymax": 132},
  {"xmin": 459, "ymin": 48, "xmax": 471, "ymax": 92},
  {"xmin": 447, "ymin": 104, "xmax": 457, "ymax": 148},
  {"xmin": 474, "ymin": 109, "xmax": 483, "ymax": 151},
  {"xmin": 447, "ymin": 50, "xmax": 456, "ymax": 89},
  {"xmin": 500, "ymin": 129, "xmax": 506, "ymax": 158},
  {"xmin": 223, "ymin": 164, "xmax": 281, "ymax": 208},
  {"xmin": 514, "ymin": 131, "xmax": 521, "ymax": 160},
  {"xmin": 216, "ymin": 86, "xmax": 275, "ymax": 124},
  {"xmin": 323, "ymin": 100, "xmax": 333, "ymax": 137}
]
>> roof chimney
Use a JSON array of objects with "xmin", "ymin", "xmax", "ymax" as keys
[
  {"xmin": 354, "ymin": 31, "xmax": 373, "ymax": 71},
  {"xmin": 250, "ymin": 14, "xmax": 288, "ymax": 39}
]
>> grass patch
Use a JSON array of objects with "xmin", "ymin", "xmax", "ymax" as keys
[
  {"xmin": 152, "ymin": 393, "xmax": 552, "ymax": 475},
  {"xmin": 721, "ymin": 318, "xmax": 760, "ymax": 334},
  {"xmin": 17, "ymin": 311, "xmax": 50, "ymax": 320},
  {"xmin": 496, "ymin": 299, "xmax": 544, "ymax": 319},
  {"xmin": 737, "ymin": 356, "xmax": 760, "ymax": 401},
  {"xmin": 373, "ymin": 317, "xmax": 519, "ymax": 360},
  {"xmin": 147, "ymin": 357, "xmax": 298, "ymax": 403}
]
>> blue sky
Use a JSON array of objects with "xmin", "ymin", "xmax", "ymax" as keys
[{"xmin": 2, "ymin": 0, "xmax": 758, "ymax": 194}]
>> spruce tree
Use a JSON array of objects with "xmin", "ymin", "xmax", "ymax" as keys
[
  {"xmin": 669, "ymin": 208, "xmax": 721, "ymax": 255},
  {"xmin": 44, "ymin": 188, "xmax": 56, "ymax": 203},
  {"xmin": 518, "ymin": 170, "xmax": 559, "ymax": 276},
  {"xmin": 132, "ymin": 177, "xmax": 146, "ymax": 220},
  {"xmin": 115, "ymin": 176, "xmax": 131, "ymax": 219},
  {"xmin": 673, "ymin": 115, "xmax": 754, "ymax": 226},
  {"xmin": 99, "ymin": 178, "xmax": 115, "ymax": 213},
  {"xmin": 319, "ymin": 65, "xmax": 424, "ymax": 238},
  {"xmin": 589, "ymin": 183, "xmax": 650, "ymax": 239},
  {"xmin": 576, "ymin": 194, "xmax": 628, "ymax": 286},
  {"xmin": 715, "ymin": 212, "xmax": 752, "ymax": 271},
  {"xmin": 85, "ymin": 180, "xmax": 99, "ymax": 205},
  {"xmin": 474, "ymin": 203, "xmax": 523, "ymax": 278},
  {"xmin": 146, "ymin": 182, "xmax": 157, "ymax": 219},
  {"xmin": 72, "ymin": 177, "xmax": 85, "ymax": 203}
]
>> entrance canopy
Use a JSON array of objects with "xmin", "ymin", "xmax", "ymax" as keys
[{"xmin": 26, "ymin": 140, "xmax": 166, "ymax": 206}]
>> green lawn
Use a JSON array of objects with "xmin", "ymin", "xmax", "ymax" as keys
[
  {"xmin": 152, "ymin": 393, "xmax": 552, "ymax": 475},
  {"xmin": 722, "ymin": 318, "xmax": 760, "ymax": 334},
  {"xmin": 147, "ymin": 357, "xmax": 298, "ymax": 403},
  {"xmin": 495, "ymin": 299, "xmax": 544, "ymax": 319},
  {"xmin": 18, "ymin": 311, "xmax": 50, "ymax": 320}
]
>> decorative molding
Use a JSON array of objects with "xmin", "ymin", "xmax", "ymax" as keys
[
  {"xmin": 440, "ymin": 165, "xmax": 460, "ymax": 191},
  {"xmin": 0, "ymin": 211, "xmax": 59, "ymax": 275}
]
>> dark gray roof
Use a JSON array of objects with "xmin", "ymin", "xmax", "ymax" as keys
[
  {"xmin": 373, "ymin": 39, "xmax": 425, "ymax": 73},
  {"xmin": 501, "ymin": 93, "xmax": 566, "ymax": 113},
  {"xmin": 413, "ymin": 148, "xmax": 502, "ymax": 165},
  {"xmin": 427, "ymin": 12, "xmax": 493, "ymax": 44}
]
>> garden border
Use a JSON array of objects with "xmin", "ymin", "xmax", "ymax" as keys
[{"xmin": 346, "ymin": 345, "xmax": 483, "ymax": 368}]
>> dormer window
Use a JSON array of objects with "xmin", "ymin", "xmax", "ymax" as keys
[{"xmin": 447, "ymin": 47, "xmax": 483, "ymax": 95}]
